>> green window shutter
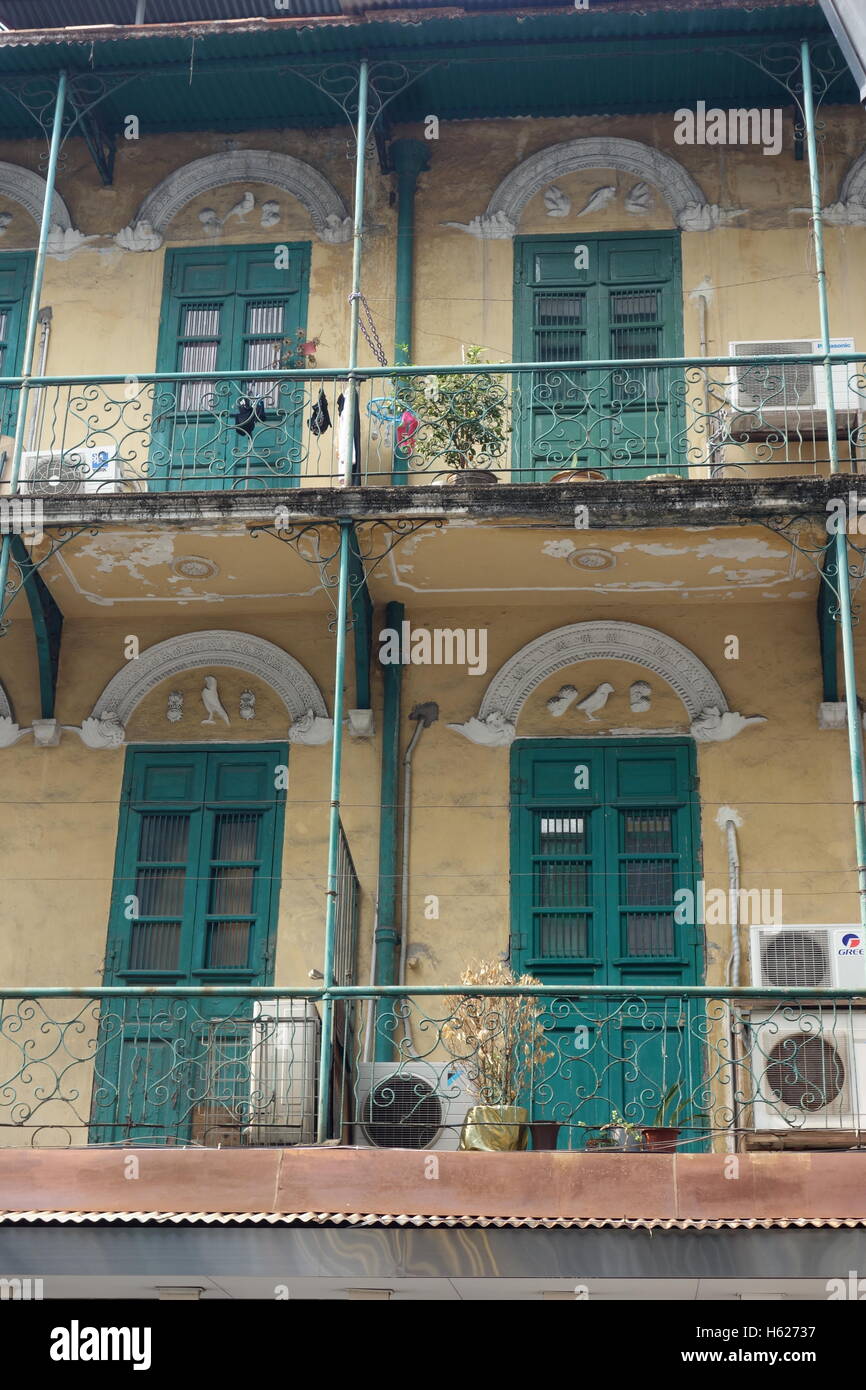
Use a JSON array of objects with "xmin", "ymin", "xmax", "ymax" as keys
[
  {"xmin": 512, "ymin": 233, "xmax": 682, "ymax": 480},
  {"xmin": 0, "ymin": 252, "xmax": 34, "ymax": 432},
  {"xmin": 154, "ymin": 243, "xmax": 310, "ymax": 492}
]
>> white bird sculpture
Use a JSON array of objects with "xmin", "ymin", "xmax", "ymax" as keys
[
  {"xmin": 201, "ymin": 676, "xmax": 230, "ymax": 726},
  {"xmin": 546, "ymin": 685, "xmax": 579, "ymax": 717},
  {"xmin": 446, "ymin": 711, "xmax": 517, "ymax": 747},
  {"xmin": 575, "ymin": 186, "xmax": 616, "ymax": 218},
  {"xmin": 576, "ymin": 682, "xmax": 614, "ymax": 721},
  {"xmin": 225, "ymin": 191, "xmax": 255, "ymax": 223}
]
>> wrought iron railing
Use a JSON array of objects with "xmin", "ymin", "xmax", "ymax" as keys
[
  {"xmin": 1, "ymin": 352, "xmax": 864, "ymax": 492},
  {"xmin": 1, "ymin": 986, "xmax": 864, "ymax": 1150}
]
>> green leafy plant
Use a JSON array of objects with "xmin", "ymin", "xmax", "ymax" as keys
[
  {"xmin": 645, "ymin": 1081, "xmax": 698, "ymax": 1129},
  {"xmin": 396, "ymin": 345, "xmax": 511, "ymax": 472},
  {"xmin": 577, "ymin": 1109, "xmax": 643, "ymax": 1145}
]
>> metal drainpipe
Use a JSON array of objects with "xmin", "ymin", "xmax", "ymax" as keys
[
  {"xmin": 0, "ymin": 72, "xmax": 66, "ymax": 614},
  {"xmin": 374, "ymin": 600, "xmax": 404, "ymax": 1063},
  {"xmin": 341, "ymin": 58, "xmax": 370, "ymax": 489},
  {"xmin": 390, "ymin": 139, "xmax": 430, "ymax": 485},
  {"xmin": 399, "ymin": 702, "xmax": 439, "ymax": 1054},
  {"xmin": 315, "ymin": 520, "xmax": 352, "ymax": 1142},
  {"xmin": 724, "ymin": 815, "xmax": 742, "ymax": 1154},
  {"xmin": 801, "ymin": 40, "xmax": 866, "ymax": 932},
  {"xmin": 26, "ymin": 308, "xmax": 52, "ymax": 457}
]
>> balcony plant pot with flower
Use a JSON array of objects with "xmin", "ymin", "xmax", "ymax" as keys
[
  {"xmin": 396, "ymin": 346, "xmax": 510, "ymax": 485},
  {"xmin": 640, "ymin": 1082, "xmax": 697, "ymax": 1152},
  {"xmin": 442, "ymin": 959, "xmax": 553, "ymax": 1152}
]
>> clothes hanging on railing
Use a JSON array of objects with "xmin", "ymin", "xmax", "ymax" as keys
[{"xmin": 309, "ymin": 388, "xmax": 331, "ymax": 437}]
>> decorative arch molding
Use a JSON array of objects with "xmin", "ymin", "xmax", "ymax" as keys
[
  {"xmin": 80, "ymin": 630, "xmax": 330, "ymax": 746},
  {"xmin": 121, "ymin": 149, "xmax": 352, "ymax": 249},
  {"xmin": 481, "ymin": 621, "xmax": 728, "ymax": 722},
  {"xmin": 0, "ymin": 679, "xmax": 11, "ymax": 719},
  {"xmin": 448, "ymin": 137, "xmax": 742, "ymax": 237},
  {"xmin": 447, "ymin": 621, "xmax": 766, "ymax": 746},
  {"xmin": 0, "ymin": 160, "xmax": 72, "ymax": 230},
  {"xmin": 821, "ymin": 147, "xmax": 866, "ymax": 224}
]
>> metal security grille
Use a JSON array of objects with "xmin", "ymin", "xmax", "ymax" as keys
[
  {"xmin": 205, "ymin": 812, "xmax": 262, "ymax": 970},
  {"xmin": 534, "ymin": 810, "xmax": 590, "ymax": 958},
  {"xmin": 621, "ymin": 809, "xmax": 676, "ymax": 957},
  {"xmin": 243, "ymin": 299, "xmax": 285, "ymax": 404},
  {"xmin": 130, "ymin": 813, "xmax": 190, "ymax": 970},
  {"xmin": 178, "ymin": 303, "xmax": 221, "ymax": 411}
]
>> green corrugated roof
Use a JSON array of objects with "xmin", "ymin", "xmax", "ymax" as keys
[{"xmin": 0, "ymin": 5, "xmax": 853, "ymax": 137}]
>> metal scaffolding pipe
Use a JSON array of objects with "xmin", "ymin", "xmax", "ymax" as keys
[
  {"xmin": 801, "ymin": 39, "xmax": 866, "ymax": 932},
  {"xmin": 341, "ymin": 58, "xmax": 370, "ymax": 488}
]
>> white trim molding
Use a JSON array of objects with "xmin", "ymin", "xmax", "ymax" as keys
[
  {"xmin": 118, "ymin": 149, "xmax": 352, "ymax": 249},
  {"xmin": 448, "ymin": 621, "xmax": 766, "ymax": 746},
  {"xmin": 446, "ymin": 137, "xmax": 743, "ymax": 237},
  {"xmin": 73, "ymin": 630, "xmax": 330, "ymax": 747},
  {"xmin": 0, "ymin": 160, "xmax": 72, "ymax": 232}
]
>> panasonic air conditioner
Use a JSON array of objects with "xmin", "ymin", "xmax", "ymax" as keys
[
  {"xmin": 20, "ymin": 446, "xmax": 122, "ymax": 496},
  {"xmin": 354, "ymin": 1060, "xmax": 476, "ymax": 1151},
  {"xmin": 245, "ymin": 999, "xmax": 320, "ymax": 1146},
  {"xmin": 746, "ymin": 1006, "xmax": 866, "ymax": 1131},
  {"xmin": 750, "ymin": 924, "xmax": 866, "ymax": 989},
  {"xmin": 728, "ymin": 338, "xmax": 859, "ymax": 421}
]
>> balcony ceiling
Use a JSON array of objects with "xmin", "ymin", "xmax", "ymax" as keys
[
  {"xmin": 26, "ymin": 515, "xmax": 819, "ymax": 617},
  {"xmin": 0, "ymin": 4, "xmax": 853, "ymax": 139}
]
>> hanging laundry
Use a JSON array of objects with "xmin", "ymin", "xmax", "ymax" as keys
[
  {"xmin": 309, "ymin": 389, "xmax": 331, "ymax": 437},
  {"xmin": 234, "ymin": 397, "xmax": 266, "ymax": 437},
  {"xmin": 396, "ymin": 407, "xmax": 419, "ymax": 457}
]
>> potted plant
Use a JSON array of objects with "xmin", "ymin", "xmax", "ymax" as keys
[
  {"xmin": 442, "ymin": 960, "xmax": 553, "ymax": 1151},
  {"xmin": 580, "ymin": 1110, "xmax": 643, "ymax": 1152},
  {"xmin": 396, "ymin": 345, "xmax": 510, "ymax": 484},
  {"xmin": 276, "ymin": 328, "xmax": 320, "ymax": 369},
  {"xmin": 549, "ymin": 453, "xmax": 607, "ymax": 484},
  {"xmin": 640, "ymin": 1082, "xmax": 696, "ymax": 1152}
]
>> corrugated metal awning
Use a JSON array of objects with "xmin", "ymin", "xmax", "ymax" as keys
[{"xmin": 3, "ymin": 1209, "xmax": 866, "ymax": 1229}]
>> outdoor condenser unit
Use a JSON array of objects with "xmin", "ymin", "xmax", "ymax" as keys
[
  {"xmin": 20, "ymin": 447, "xmax": 123, "ymax": 495},
  {"xmin": 728, "ymin": 338, "xmax": 859, "ymax": 421},
  {"xmin": 746, "ymin": 1006, "xmax": 866, "ymax": 1132},
  {"xmin": 245, "ymin": 998, "xmax": 320, "ymax": 1146},
  {"xmin": 749, "ymin": 924, "xmax": 866, "ymax": 989},
  {"xmin": 354, "ymin": 1060, "xmax": 475, "ymax": 1151}
]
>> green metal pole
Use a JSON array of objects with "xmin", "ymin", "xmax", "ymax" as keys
[
  {"xmin": 801, "ymin": 39, "xmax": 866, "ymax": 932},
  {"xmin": 0, "ymin": 71, "xmax": 67, "ymax": 615},
  {"xmin": 341, "ymin": 58, "xmax": 370, "ymax": 489},
  {"xmin": 316, "ymin": 520, "xmax": 352, "ymax": 1141},
  {"xmin": 374, "ymin": 600, "xmax": 404, "ymax": 1061},
  {"xmin": 390, "ymin": 140, "xmax": 429, "ymax": 485}
]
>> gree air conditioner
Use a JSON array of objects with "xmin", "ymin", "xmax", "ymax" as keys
[
  {"xmin": 746, "ymin": 1006, "xmax": 866, "ymax": 1131},
  {"xmin": 20, "ymin": 446, "xmax": 122, "ymax": 496},
  {"xmin": 245, "ymin": 999, "xmax": 320, "ymax": 1146},
  {"xmin": 749, "ymin": 924, "xmax": 866, "ymax": 989},
  {"xmin": 354, "ymin": 1060, "xmax": 476, "ymax": 1151},
  {"xmin": 728, "ymin": 338, "xmax": 859, "ymax": 423}
]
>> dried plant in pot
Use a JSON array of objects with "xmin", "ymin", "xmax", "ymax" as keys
[
  {"xmin": 442, "ymin": 960, "xmax": 554, "ymax": 1152},
  {"xmin": 640, "ymin": 1082, "xmax": 699, "ymax": 1152},
  {"xmin": 396, "ymin": 346, "xmax": 511, "ymax": 484}
]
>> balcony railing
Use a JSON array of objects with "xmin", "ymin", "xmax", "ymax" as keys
[
  {"xmin": 1, "ymin": 352, "xmax": 864, "ymax": 493},
  {"xmin": 1, "ymin": 986, "xmax": 863, "ymax": 1151}
]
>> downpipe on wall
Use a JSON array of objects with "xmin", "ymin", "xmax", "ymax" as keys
[{"xmin": 399, "ymin": 702, "xmax": 439, "ymax": 1054}]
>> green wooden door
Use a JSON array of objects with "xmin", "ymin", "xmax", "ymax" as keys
[
  {"xmin": 509, "ymin": 739, "xmax": 704, "ymax": 1145},
  {"xmin": 0, "ymin": 252, "xmax": 34, "ymax": 433},
  {"xmin": 93, "ymin": 745, "xmax": 287, "ymax": 1143},
  {"xmin": 513, "ymin": 233, "xmax": 683, "ymax": 480},
  {"xmin": 153, "ymin": 244, "xmax": 310, "ymax": 491}
]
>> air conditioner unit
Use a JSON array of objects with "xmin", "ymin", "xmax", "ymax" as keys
[
  {"xmin": 746, "ymin": 1006, "xmax": 866, "ymax": 1131},
  {"xmin": 750, "ymin": 924, "xmax": 866, "ymax": 989},
  {"xmin": 245, "ymin": 998, "xmax": 320, "ymax": 1146},
  {"xmin": 728, "ymin": 338, "xmax": 859, "ymax": 420},
  {"xmin": 20, "ymin": 446, "xmax": 122, "ymax": 495},
  {"xmin": 354, "ymin": 1060, "xmax": 476, "ymax": 1151}
]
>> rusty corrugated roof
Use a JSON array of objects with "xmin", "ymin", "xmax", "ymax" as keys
[{"xmin": 2, "ymin": 1209, "xmax": 865, "ymax": 1229}]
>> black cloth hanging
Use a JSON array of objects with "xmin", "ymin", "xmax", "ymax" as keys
[
  {"xmin": 234, "ymin": 397, "xmax": 266, "ymax": 437},
  {"xmin": 308, "ymin": 388, "xmax": 331, "ymax": 437}
]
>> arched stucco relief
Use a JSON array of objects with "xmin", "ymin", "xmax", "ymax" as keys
[
  {"xmin": 819, "ymin": 147, "xmax": 866, "ymax": 224},
  {"xmin": 0, "ymin": 161, "xmax": 72, "ymax": 231},
  {"xmin": 445, "ymin": 136, "xmax": 744, "ymax": 237},
  {"xmin": 0, "ymin": 680, "xmax": 11, "ymax": 720},
  {"xmin": 118, "ymin": 149, "xmax": 352, "ymax": 249}
]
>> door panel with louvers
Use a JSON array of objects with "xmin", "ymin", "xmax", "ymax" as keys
[
  {"xmin": 513, "ymin": 234, "xmax": 683, "ymax": 480},
  {"xmin": 154, "ymin": 244, "xmax": 310, "ymax": 491},
  {"xmin": 0, "ymin": 252, "xmax": 33, "ymax": 433}
]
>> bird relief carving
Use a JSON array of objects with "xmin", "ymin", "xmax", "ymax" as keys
[{"xmin": 201, "ymin": 676, "xmax": 230, "ymax": 726}]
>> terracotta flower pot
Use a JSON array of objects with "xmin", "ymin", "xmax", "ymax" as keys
[
  {"xmin": 641, "ymin": 1126, "xmax": 681, "ymax": 1152},
  {"xmin": 548, "ymin": 468, "xmax": 607, "ymax": 483},
  {"xmin": 432, "ymin": 468, "xmax": 499, "ymax": 486},
  {"xmin": 458, "ymin": 1104, "xmax": 529, "ymax": 1151}
]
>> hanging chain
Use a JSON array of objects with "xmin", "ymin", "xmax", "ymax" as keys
[{"xmin": 349, "ymin": 292, "xmax": 388, "ymax": 367}]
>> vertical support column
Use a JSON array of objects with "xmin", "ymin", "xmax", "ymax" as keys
[
  {"xmin": 341, "ymin": 58, "xmax": 370, "ymax": 489},
  {"xmin": 316, "ymin": 520, "xmax": 352, "ymax": 1142},
  {"xmin": 0, "ymin": 71, "xmax": 67, "ymax": 618},
  {"xmin": 390, "ymin": 140, "xmax": 430, "ymax": 485},
  {"xmin": 801, "ymin": 39, "xmax": 866, "ymax": 930},
  {"xmin": 374, "ymin": 600, "xmax": 404, "ymax": 1062}
]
